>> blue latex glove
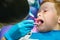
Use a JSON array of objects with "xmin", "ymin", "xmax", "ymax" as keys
[{"xmin": 4, "ymin": 20, "xmax": 34, "ymax": 40}]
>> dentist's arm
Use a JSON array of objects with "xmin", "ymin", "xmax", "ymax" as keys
[{"xmin": 4, "ymin": 20, "xmax": 34, "ymax": 40}]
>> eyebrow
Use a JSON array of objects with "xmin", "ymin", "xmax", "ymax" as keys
[
  {"xmin": 40, "ymin": 6, "xmax": 48, "ymax": 10},
  {"xmin": 41, "ymin": 4, "xmax": 54, "ymax": 9}
]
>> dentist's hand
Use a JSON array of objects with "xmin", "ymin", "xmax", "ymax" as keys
[{"xmin": 4, "ymin": 20, "xmax": 34, "ymax": 40}]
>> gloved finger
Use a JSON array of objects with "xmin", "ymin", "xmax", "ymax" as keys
[
  {"xmin": 19, "ymin": 24, "xmax": 34, "ymax": 29},
  {"xmin": 20, "ymin": 20, "xmax": 34, "ymax": 24},
  {"xmin": 19, "ymin": 28, "xmax": 31, "ymax": 37},
  {"xmin": 19, "ymin": 29, "xmax": 31, "ymax": 37}
]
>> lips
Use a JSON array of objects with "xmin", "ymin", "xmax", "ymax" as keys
[
  {"xmin": 34, "ymin": 19, "xmax": 44, "ymax": 26},
  {"xmin": 36, "ymin": 20, "xmax": 44, "ymax": 28},
  {"xmin": 39, "ymin": 20, "xmax": 44, "ymax": 24},
  {"xmin": 37, "ymin": 20, "xmax": 44, "ymax": 25}
]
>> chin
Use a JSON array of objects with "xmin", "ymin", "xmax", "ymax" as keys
[{"xmin": 37, "ymin": 28, "xmax": 51, "ymax": 32}]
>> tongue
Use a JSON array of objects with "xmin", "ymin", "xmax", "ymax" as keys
[
  {"xmin": 34, "ymin": 18, "xmax": 43, "ymax": 26},
  {"xmin": 39, "ymin": 21, "xmax": 42, "ymax": 25}
]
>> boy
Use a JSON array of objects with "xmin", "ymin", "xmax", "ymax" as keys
[
  {"xmin": 29, "ymin": 0, "xmax": 60, "ymax": 40},
  {"xmin": 19, "ymin": 0, "xmax": 60, "ymax": 40},
  {"xmin": 1, "ymin": 0, "xmax": 34, "ymax": 40}
]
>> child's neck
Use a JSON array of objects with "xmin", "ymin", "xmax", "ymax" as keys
[{"xmin": 53, "ymin": 24, "xmax": 60, "ymax": 30}]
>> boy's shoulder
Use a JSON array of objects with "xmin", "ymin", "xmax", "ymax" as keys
[{"xmin": 29, "ymin": 30, "xmax": 60, "ymax": 40}]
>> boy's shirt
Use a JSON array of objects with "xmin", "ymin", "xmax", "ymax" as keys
[
  {"xmin": 20, "ymin": 30, "xmax": 60, "ymax": 40},
  {"xmin": 29, "ymin": 30, "xmax": 60, "ymax": 40}
]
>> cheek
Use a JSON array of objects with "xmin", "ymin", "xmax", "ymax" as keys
[{"xmin": 44, "ymin": 12, "xmax": 57, "ymax": 25}]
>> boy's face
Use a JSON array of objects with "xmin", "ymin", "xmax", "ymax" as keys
[{"xmin": 36, "ymin": 2, "xmax": 58, "ymax": 32}]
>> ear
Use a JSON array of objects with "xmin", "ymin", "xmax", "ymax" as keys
[{"xmin": 58, "ymin": 16, "xmax": 60, "ymax": 24}]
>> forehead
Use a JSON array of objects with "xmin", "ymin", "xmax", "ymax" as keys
[{"xmin": 40, "ymin": 2, "xmax": 55, "ymax": 9}]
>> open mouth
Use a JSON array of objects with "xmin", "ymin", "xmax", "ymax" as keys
[
  {"xmin": 37, "ymin": 19, "xmax": 44, "ymax": 26},
  {"xmin": 34, "ymin": 19, "xmax": 44, "ymax": 26},
  {"xmin": 39, "ymin": 20, "xmax": 44, "ymax": 24},
  {"xmin": 36, "ymin": 20, "xmax": 44, "ymax": 27}
]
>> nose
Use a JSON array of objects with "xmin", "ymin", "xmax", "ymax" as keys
[{"xmin": 37, "ymin": 11, "xmax": 43, "ymax": 17}]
